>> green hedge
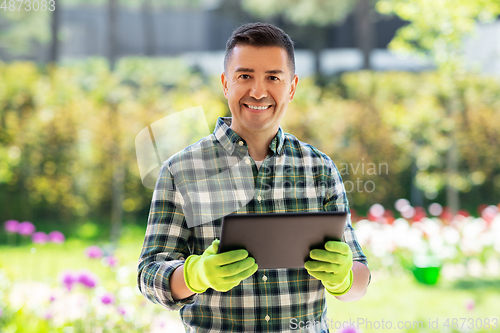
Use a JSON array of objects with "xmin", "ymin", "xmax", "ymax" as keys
[{"xmin": 1, "ymin": 58, "xmax": 499, "ymax": 229}]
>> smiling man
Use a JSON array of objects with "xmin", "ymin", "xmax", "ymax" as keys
[{"xmin": 138, "ymin": 22, "xmax": 370, "ymax": 333}]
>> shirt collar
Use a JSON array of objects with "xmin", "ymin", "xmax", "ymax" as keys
[{"xmin": 213, "ymin": 117, "xmax": 286, "ymax": 156}]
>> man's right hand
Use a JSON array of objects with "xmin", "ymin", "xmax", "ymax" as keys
[{"xmin": 183, "ymin": 239, "xmax": 258, "ymax": 293}]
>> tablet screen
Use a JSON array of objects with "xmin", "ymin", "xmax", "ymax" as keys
[{"xmin": 217, "ymin": 212, "xmax": 347, "ymax": 269}]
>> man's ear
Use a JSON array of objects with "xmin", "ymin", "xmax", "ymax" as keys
[
  {"xmin": 289, "ymin": 74, "xmax": 299, "ymax": 101},
  {"xmin": 221, "ymin": 72, "xmax": 229, "ymax": 99}
]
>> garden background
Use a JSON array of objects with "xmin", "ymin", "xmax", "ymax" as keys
[{"xmin": 1, "ymin": 0, "xmax": 500, "ymax": 332}]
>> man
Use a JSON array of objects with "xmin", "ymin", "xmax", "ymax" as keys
[{"xmin": 138, "ymin": 22, "xmax": 370, "ymax": 332}]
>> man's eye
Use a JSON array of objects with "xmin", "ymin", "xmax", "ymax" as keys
[
  {"xmin": 269, "ymin": 76, "xmax": 279, "ymax": 81},
  {"xmin": 240, "ymin": 74, "xmax": 251, "ymax": 79}
]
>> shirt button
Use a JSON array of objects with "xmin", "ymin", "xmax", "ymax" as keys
[
  {"xmin": 265, "ymin": 315, "xmax": 270, "ymax": 322},
  {"xmin": 262, "ymin": 275, "xmax": 267, "ymax": 282},
  {"xmin": 238, "ymin": 141, "xmax": 244, "ymax": 146},
  {"xmin": 245, "ymin": 158, "xmax": 250, "ymax": 165},
  {"xmin": 257, "ymin": 195, "xmax": 262, "ymax": 202}
]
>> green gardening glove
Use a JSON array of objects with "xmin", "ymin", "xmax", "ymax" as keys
[
  {"xmin": 304, "ymin": 241, "xmax": 353, "ymax": 296},
  {"xmin": 183, "ymin": 239, "xmax": 258, "ymax": 293}
]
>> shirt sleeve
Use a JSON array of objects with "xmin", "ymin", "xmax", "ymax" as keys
[
  {"xmin": 322, "ymin": 155, "xmax": 370, "ymax": 271},
  {"xmin": 137, "ymin": 162, "xmax": 197, "ymax": 311}
]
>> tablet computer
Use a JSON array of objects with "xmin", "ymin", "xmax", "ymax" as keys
[{"xmin": 217, "ymin": 211, "xmax": 347, "ymax": 269}]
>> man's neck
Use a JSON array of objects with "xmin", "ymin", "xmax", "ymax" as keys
[{"xmin": 230, "ymin": 125, "xmax": 276, "ymax": 161}]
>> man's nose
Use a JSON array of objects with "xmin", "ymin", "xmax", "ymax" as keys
[{"xmin": 249, "ymin": 79, "xmax": 267, "ymax": 100}]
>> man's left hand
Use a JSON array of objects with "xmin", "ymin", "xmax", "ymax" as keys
[{"xmin": 304, "ymin": 241, "xmax": 353, "ymax": 296}]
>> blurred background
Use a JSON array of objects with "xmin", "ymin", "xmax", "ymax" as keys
[{"xmin": 1, "ymin": 0, "xmax": 500, "ymax": 332}]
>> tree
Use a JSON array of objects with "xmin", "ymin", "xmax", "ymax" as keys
[
  {"xmin": 241, "ymin": 0, "xmax": 377, "ymax": 75},
  {"xmin": 376, "ymin": 0, "xmax": 500, "ymax": 214},
  {"xmin": 139, "ymin": 0, "xmax": 215, "ymax": 56},
  {"xmin": 0, "ymin": 9, "xmax": 51, "ymax": 61},
  {"xmin": 354, "ymin": 0, "xmax": 375, "ymax": 70},
  {"xmin": 141, "ymin": 0, "xmax": 156, "ymax": 56},
  {"xmin": 49, "ymin": 4, "xmax": 60, "ymax": 63}
]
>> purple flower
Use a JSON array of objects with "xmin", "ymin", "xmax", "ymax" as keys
[
  {"xmin": 49, "ymin": 231, "xmax": 65, "ymax": 244},
  {"xmin": 77, "ymin": 270, "xmax": 98, "ymax": 288},
  {"xmin": 60, "ymin": 270, "xmax": 78, "ymax": 291},
  {"xmin": 101, "ymin": 293, "xmax": 115, "ymax": 305},
  {"xmin": 4, "ymin": 220, "xmax": 19, "ymax": 233},
  {"xmin": 85, "ymin": 245, "xmax": 103, "ymax": 259},
  {"xmin": 338, "ymin": 327, "xmax": 359, "ymax": 333},
  {"xmin": 103, "ymin": 255, "xmax": 118, "ymax": 268},
  {"xmin": 32, "ymin": 231, "xmax": 49, "ymax": 244},
  {"xmin": 18, "ymin": 221, "xmax": 36, "ymax": 236},
  {"xmin": 466, "ymin": 299, "xmax": 475, "ymax": 311},
  {"xmin": 117, "ymin": 306, "xmax": 127, "ymax": 316}
]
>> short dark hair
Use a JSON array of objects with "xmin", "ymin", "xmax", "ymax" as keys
[{"xmin": 224, "ymin": 22, "xmax": 295, "ymax": 76}]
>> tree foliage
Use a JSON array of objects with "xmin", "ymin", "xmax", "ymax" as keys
[
  {"xmin": 282, "ymin": 72, "xmax": 500, "ymax": 213},
  {"xmin": 376, "ymin": 0, "xmax": 500, "ymax": 67},
  {"xmin": 374, "ymin": 0, "xmax": 500, "ymax": 212},
  {"xmin": 0, "ymin": 58, "xmax": 227, "ymax": 226},
  {"xmin": 0, "ymin": 9, "xmax": 51, "ymax": 57}
]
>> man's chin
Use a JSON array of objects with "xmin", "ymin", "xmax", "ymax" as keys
[
  {"xmin": 230, "ymin": 113, "xmax": 277, "ymax": 133},
  {"xmin": 242, "ymin": 121, "xmax": 275, "ymax": 134}
]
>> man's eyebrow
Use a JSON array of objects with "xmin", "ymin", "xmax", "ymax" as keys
[
  {"xmin": 266, "ymin": 69, "xmax": 285, "ymax": 74},
  {"xmin": 234, "ymin": 67, "xmax": 285, "ymax": 75},
  {"xmin": 235, "ymin": 67, "xmax": 254, "ymax": 73}
]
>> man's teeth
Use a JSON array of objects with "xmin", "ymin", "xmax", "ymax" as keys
[{"xmin": 246, "ymin": 105, "xmax": 270, "ymax": 110}]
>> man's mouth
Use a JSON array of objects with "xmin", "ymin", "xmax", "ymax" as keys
[{"xmin": 243, "ymin": 104, "xmax": 272, "ymax": 110}]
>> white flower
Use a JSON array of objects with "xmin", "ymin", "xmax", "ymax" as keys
[
  {"xmin": 467, "ymin": 259, "xmax": 483, "ymax": 278},
  {"xmin": 442, "ymin": 226, "xmax": 460, "ymax": 245}
]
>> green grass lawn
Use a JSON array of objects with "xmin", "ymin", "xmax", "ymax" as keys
[
  {"xmin": 1, "ymin": 230, "xmax": 499, "ymax": 333},
  {"xmin": 326, "ymin": 269, "xmax": 500, "ymax": 332},
  {"xmin": 0, "ymin": 240, "xmax": 140, "ymax": 289}
]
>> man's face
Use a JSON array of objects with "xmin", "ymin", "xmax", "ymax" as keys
[{"xmin": 221, "ymin": 45, "xmax": 299, "ymax": 137}]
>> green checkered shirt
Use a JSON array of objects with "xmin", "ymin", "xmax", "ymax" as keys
[{"xmin": 138, "ymin": 117, "xmax": 368, "ymax": 333}]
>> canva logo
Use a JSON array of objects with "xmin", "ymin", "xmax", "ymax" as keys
[{"xmin": 135, "ymin": 106, "xmax": 211, "ymax": 190}]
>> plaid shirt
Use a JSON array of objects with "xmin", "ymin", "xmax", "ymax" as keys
[{"xmin": 138, "ymin": 117, "xmax": 368, "ymax": 333}]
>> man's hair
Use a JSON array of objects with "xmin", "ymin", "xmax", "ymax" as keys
[{"xmin": 224, "ymin": 22, "xmax": 295, "ymax": 76}]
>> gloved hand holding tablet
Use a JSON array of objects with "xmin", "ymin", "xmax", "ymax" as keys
[{"xmin": 184, "ymin": 239, "xmax": 259, "ymax": 293}]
